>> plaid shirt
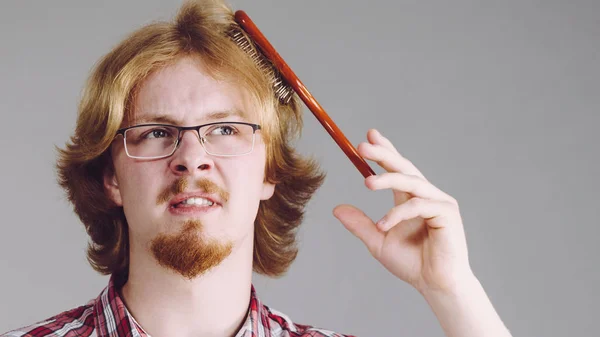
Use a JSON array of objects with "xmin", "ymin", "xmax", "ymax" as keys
[{"xmin": 2, "ymin": 276, "xmax": 353, "ymax": 337}]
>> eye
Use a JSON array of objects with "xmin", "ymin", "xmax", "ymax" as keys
[
  {"xmin": 143, "ymin": 128, "xmax": 173, "ymax": 139},
  {"xmin": 208, "ymin": 124, "xmax": 238, "ymax": 136}
]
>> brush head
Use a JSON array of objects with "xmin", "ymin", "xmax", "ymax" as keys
[{"xmin": 228, "ymin": 25, "xmax": 294, "ymax": 105}]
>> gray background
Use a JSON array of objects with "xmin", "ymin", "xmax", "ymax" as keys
[{"xmin": 0, "ymin": 0, "xmax": 598, "ymax": 336}]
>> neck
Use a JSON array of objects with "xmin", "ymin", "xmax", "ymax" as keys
[{"xmin": 120, "ymin": 236, "xmax": 254, "ymax": 337}]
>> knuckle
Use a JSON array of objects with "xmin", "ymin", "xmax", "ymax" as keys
[
  {"xmin": 409, "ymin": 197, "xmax": 425, "ymax": 207},
  {"xmin": 447, "ymin": 196, "xmax": 459, "ymax": 206}
]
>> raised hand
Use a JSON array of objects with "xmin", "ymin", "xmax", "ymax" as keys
[{"xmin": 333, "ymin": 129, "xmax": 473, "ymax": 294}]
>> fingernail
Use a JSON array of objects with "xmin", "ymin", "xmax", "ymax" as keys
[{"xmin": 377, "ymin": 217, "xmax": 387, "ymax": 229}]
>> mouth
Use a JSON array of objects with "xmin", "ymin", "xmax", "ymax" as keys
[
  {"xmin": 167, "ymin": 193, "xmax": 222, "ymax": 216},
  {"xmin": 171, "ymin": 197, "xmax": 216, "ymax": 208}
]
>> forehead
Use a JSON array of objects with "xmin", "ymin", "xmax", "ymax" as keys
[{"xmin": 129, "ymin": 56, "xmax": 257, "ymax": 126}]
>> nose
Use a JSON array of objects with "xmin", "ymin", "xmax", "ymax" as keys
[{"xmin": 168, "ymin": 129, "xmax": 213, "ymax": 174}]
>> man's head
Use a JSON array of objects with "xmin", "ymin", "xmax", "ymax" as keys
[
  {"xmin": 57, "ymin": 0, "xmax": 324, "ymax": 279},
  {"xmin": 106, "ymin": 55, "xmax": 277, "ymax": 279}
]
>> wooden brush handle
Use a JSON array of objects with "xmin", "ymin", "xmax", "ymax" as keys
[{"xmin": 235, "ymin": 10, "xmax": 376, "ymax": 178}]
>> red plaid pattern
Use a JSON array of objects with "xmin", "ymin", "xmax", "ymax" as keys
[{"xmin": 2, "ymin": 276, "xmax": 353, "ymax": 337}]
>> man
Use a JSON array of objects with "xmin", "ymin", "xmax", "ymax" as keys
[{"xmin": 2, "ymin": 0, "xmax": 512, "ymax": 336}]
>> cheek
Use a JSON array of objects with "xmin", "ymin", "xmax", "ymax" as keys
[
  {"xmin": 222, "ymin": 152, "xmax": 267, "ymax": 210},
  {"xmin": 116, "ymin": 161, "xmax": 164, "ymax": 219},
  {"xmin": 228, "ymin": 160, "xmax": 263, "ymax": 196}
]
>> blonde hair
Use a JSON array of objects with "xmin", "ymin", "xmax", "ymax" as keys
[{"xmin": 57, "ymin": 0, "xmax": 325, "ymax": 277}]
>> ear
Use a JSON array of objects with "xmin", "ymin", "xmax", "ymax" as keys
[
  {"xmin": 104, "ymin": 167, "xmax": 123, "ymax": 206},
  {"xmin": 260, "ymin": 181, "xmax": 276, "ymax": 201}
]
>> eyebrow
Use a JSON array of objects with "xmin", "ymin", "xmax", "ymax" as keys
[{"xmin": 133, "ymin": 109, "xmax": 247, "ymax": 125}]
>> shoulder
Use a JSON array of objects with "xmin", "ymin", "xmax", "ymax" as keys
[
  {"xmin": 1, "ymin": 304, "xmax": 96, "ymax": 337},
  {"xmin": 265, "ymin": 306, "xmax": 356, "ymax": 337}
]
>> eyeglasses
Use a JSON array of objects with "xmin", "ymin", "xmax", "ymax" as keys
[{"xmin": 115, "ymin": 122, "xmax": 261, "ymax": 159}]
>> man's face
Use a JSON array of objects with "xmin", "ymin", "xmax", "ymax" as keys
[{"xmin": 105, "ymin": 56, "xmax": 275, "ymax": 277}]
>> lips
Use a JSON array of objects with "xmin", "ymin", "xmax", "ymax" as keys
[{"xmin": 169, "ymin": 192, "xmax": 222, "ymax": 208}]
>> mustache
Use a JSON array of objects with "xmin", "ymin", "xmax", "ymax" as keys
[{"xmin": 156, "ymin": 177, "xmax": 230, "ymax": 205}]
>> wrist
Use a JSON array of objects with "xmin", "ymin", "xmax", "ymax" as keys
[
  {"xmin": 419, "ymin": 273, "xmax": 512, "ymax": 337},
  {"xmin": 419, "ymin": 270, "xmax": 480, "ymax": 302}
]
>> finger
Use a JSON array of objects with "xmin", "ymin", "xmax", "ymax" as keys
[
  {"xmin": 333, "ymin": 204, "xmax": 385, "ymax": 258},
  {"xmin": 368, "ymin": 129, "xmax": 425, "ymax": 179},
  {"xmin": 366, "ymin": 172, "xmax": 456, "ymax": 204},
  {"xmin": 367, "ymin": 129, "xmax": 398, "ymax": 154},
  {"xmin": 376, "ymin": 197, "xmax": 459, "ymax": 232},
  {"xmin": 358, "ymin": 142, "xmax": 408, "ymax": 174},
  {"xmin": 358, "ymin": 140, "xmax": 426, "ymax": 180}
]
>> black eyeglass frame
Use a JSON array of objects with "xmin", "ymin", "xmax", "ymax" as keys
[{"xmin": 115, "ymin": 121, "xmax": 262, "ymax": 159}]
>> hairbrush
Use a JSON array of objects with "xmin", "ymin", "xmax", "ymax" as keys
[{"xmin": 230, "ymin": 10, "xmax": 376, "ymax": 178}]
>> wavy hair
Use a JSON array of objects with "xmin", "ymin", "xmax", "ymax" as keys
[{"xmin": 56, "ymin": 0, "xmax": 325, "ymax": 278}]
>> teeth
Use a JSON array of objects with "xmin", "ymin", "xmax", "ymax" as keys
[{"xmin": 180, "ymin": 197, "xmax": 215, "ymax": 206}]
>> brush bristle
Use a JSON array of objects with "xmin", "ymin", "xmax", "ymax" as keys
[{"xmin": 228, "ymin": 26, "xmax": 294, "ymax": 105}]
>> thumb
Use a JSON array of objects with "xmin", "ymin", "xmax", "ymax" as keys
[{"xmin": 333, "ymin": 204, "xmax": 384, "ymax": 257}]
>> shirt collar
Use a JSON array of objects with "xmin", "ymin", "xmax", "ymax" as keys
[{"xmin": 92, "ymin": 275, "xmax": 263, "ymax": 337}]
